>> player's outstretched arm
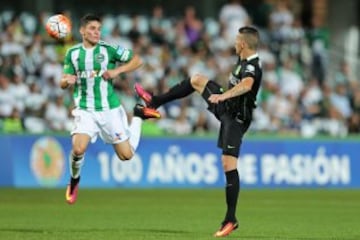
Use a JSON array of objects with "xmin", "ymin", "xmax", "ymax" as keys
[
  {"xmin": 102, "ymin": 54, "xmax": 143, "ymax": 80},
  {"xmin": 208, "ymin": 77, "xmax": 254, "ymax": 104}
]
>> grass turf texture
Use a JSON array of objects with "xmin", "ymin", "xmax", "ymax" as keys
[{"xmin": 0, "ymin": 189, "xmax": 359, "ymax": 240}]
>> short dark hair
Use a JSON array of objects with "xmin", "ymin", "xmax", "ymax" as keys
[
  {"xmin": 238, "ymin": 26, "xmax": 258, "ymax": 34},
  {"xmin": 238, "ymin": 26, "xmax": 260, "ymax": 50},
  {"xmin": 80, "ymin": 14, "xmax": 101, "ymax": 27}
]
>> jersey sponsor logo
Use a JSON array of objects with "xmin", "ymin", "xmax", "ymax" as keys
[
  {"xmin": 95, "ymin": 53, "xmax": 105, "ymax": 63},
  {"xmin": 245, "ymin": 64, "xmax": 255, "ymax": 74},
  {"xmin": 77, "ymin": 69, "xmax": 106, "ymax": 78}
]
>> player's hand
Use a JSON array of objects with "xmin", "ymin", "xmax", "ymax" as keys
[
  {"xmin": 208, "ymin": 94, "xmax": 226, "ymax": 104},
  {"xmin": 102, "ymin": 69, "xmax": 119, "ymax": 80},
  {"xmin": 64, "ymin": 74, "xmax": 77, "ymax": 85}
]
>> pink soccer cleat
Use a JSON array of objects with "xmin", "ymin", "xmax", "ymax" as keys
[
  {"xmin": 134, "ymin": 83, "xmax": 153, "ymax": 107},
  {"xmin": 65, "ymin": 177, "xmax": 80, "ymax": 204},
  {"xmin": 214, "ymin": 221, "xmax": 239, "ymax": 237}
]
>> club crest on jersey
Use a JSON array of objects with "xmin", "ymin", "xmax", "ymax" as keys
[{"xmin": 95, "ymin": 53, "xmax": 105, "ymax": 63}]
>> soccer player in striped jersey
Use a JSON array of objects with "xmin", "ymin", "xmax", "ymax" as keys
[{"xmin": 60, "ymin": 14, "xmax": 160, "ymax": 204}]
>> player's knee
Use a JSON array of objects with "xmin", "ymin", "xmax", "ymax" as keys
[
  {"xmin": 222, "ymin": 161, "xmax": 230, "ymax": 171},
  {"xmin": 72, "ymin": 146, "xmax": 86, "ymax": 156},
  {"xmin": 191, "ymin": 74, "xmax": 208, "ymax": 88},
  {"xmin": 221, "ymin": 155, "xmax": 238, "ymax": 171},
  {"xmin": 116, "ymin": 150, "xmax": 134, "ymax": 161}
]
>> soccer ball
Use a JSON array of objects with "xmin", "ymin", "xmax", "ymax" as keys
[{"xmin": 45, "ymin": 14, "xmax": 72, "ymax": 39}]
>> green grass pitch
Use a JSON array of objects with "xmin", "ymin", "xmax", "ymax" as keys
[{"xmin": 0, "ymin": 189, "xmax": 359, "ymax": 240}]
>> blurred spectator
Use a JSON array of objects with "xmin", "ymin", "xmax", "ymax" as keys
[
  {"xmin": 22, "ymin": 44, "xmax": 38, "ymax": 75},
  {"xmin": 278, "ymin": 58, "xmax": 304, "ymax": 99},
  {"xmin": 1, "ymin": 107, "xmax": 24, "ymax": 133},
  {"xmin": 0, "ymin": 23, "xmax": 24, "ymax": 56},
  {"xmin": 269, "ymin": 0, "xmax": 294, "ymax": 43},
  {"xmin": 104, "ymin": 24, "xmax": 132, "ymax": 49},
  {"xmin": 330, "ymin": 83, "xmax": 352, "ymax": 120},
  {"xmin": 219, "ymin": 0, "xmax": 250, "ymax": 44},
  {"xmin": 9, "ymin": 72, "xmax": 29, "ymax": 114},
  {"xmin": 307, "ymin": 15, "xmax": 329, "ymax": 87},
  {"xmin": 42, "ymin": 76, "xmax": 64, "ymax": 100},
  {"xmin": 266, "ymin": 87, "xmax": 294, "ymax": 130},
  {"xmin": 149, "ymin": 5, "xmax": 167, "ymax": 45},
  {"xmin": 334, "ymin": 60, "xmax": 354, "ymax": 85},
  {"xmin": 0, "ymin": 4, "xmax": 358, "ymax": 138},
  {"xmin": 40, "ymin": 54, "xmax": 63, "ymax": 85},
  {"xmin": 128, "ymin": 15, "xmax": 143, "ymax": 44},
  {"xmin": 0, "ymin": 74, "xmax": 15, "ymax": 117},
  {"xmin": 44, "ymin": 95, "xmax": 71, "ymax": 132},
  {"xmin": 182, "ymin": 6, "xmax": 203, "ymax": 47},
  {"xmin": 23, "ymin": 82, "xmax": 47, "ymax": 133},
  {"xmin": 251, "ymin": 101, "xmax": 273, "ymax": 132},
  {"xmin": 348, "ymin": 83, "xmax": 360, "ymax": 133},
  {"xmin": 171, "ymin": 103, "xmax": 193, "ymax": 135},
  {"xmin": 301, "ymin": 78, "xmax": 323, "ymax": 119}
]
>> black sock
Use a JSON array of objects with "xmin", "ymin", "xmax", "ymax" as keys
[
  {"xmin": 224, "ymin": 169, "xmax": 240, "ymax": 222},
  {"xmin": 70, "ymin": 176, "xmax": 80, "ymax": 193},
  {"xmin": 152, "ymin": 78, "xmax": 194, "ymax": 108}
]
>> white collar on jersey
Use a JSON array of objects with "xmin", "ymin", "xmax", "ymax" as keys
[
  {"xmin": 246, "ymin": 53, "xmax": 259, "ymax": 61},
  {"xmin": 81, "ymin": 44, "xmax": 96, "ymax": 50}
]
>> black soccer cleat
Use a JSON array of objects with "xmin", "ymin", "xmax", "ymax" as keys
[{"xmin": 133, "ymin": 104, "xmax": 161, "ymax": 120}]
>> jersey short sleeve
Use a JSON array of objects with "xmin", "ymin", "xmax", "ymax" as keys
[
  {"xmin": 113, "ymin": 45, "xmax": 134, "ymax": 63},
  {"xmin": 63, "ymin": 49, "xmax": 75, "ymax": 75},
  {"xmin": 243, "ymin": 63, "xmax": 256, "ymax": 78}
]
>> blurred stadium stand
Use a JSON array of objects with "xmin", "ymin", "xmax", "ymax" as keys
[{"xmin": 0, "ymin": 0, "xmax": 359, "ymax": 138}]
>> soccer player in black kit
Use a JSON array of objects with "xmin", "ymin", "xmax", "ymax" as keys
[{"xmin": 135, "ymin": 26, "xmax": 262, "ymax": 237}]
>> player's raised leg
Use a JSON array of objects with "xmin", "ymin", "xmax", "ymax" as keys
[{"xmin": 134, "ymin": 74, "xmax": 209, "ymax": 109}]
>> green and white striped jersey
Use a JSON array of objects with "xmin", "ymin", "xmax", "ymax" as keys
[{"xmin": 63, "ymin": 41, "xmax": 133, "ymax": 111}]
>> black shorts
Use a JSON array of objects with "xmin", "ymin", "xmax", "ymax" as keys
[{"xmin": 202, "ymin": 81, "xmax": 250, "ymax": 158}]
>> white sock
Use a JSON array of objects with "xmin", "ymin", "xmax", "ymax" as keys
[
  {"xmin": 128, "ymin": 116, "xmax": 143, "ymax": 151},
  {"xmin": 70, "ymin": 152, "xmax": 84, "ymax": 179}
]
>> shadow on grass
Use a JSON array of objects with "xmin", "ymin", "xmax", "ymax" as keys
[
  {"xmin": 0, "ymin": 228, "xmax": 45, "ymax": 234},
  {"xmin": 239, "ymin": 236, "xmax": 358, "ymax": 240},
  {"xmin": 0, "ymin": 228, "xmax": 118, "ymax": 234},
  {"xmin": 126, "ymin": 228, "xmax": 190, "ymax": 234},
  {"xmin": 2, "ymin": 228, "xmax": 356, "ymax": 240}
]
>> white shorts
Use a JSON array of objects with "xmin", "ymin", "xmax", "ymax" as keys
[{"xmin": 71, "ymin": 106, "xmax": 130, "ymax": 144}]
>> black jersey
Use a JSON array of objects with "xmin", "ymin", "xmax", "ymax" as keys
[{"xmin": 226, "ymin": 53, "xmax": 262, "ymax": 121}]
